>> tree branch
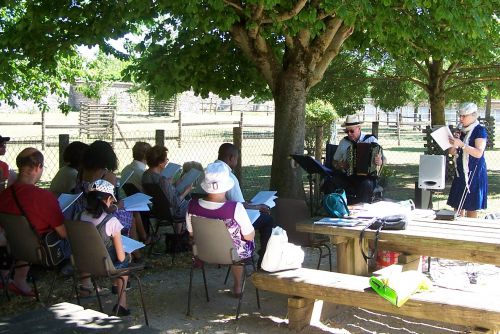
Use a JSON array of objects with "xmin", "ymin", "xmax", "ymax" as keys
[
  {"xmin": 261, "ymin": 0, "xmax": 308, "ymax": 24},
  {"xmin": 445, "ymin": 76, "xmax": 500, "ymax": 92},
  {"xmin": 412, "ymin": 60, "xmax": 429, "ymax": 80},
  {"xmin": 441, "ymin": 62, "xmax": 459, "ymax": 82},
  {"xmin": 223, "ymin": 0, "xmax": 243, "ymax": 13}
]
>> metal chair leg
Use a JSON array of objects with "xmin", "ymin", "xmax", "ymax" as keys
[
  {"xmin": 316, "ymin": 246, "xmax": 324, "ymax": 270},
  {"xmin": 92, "ymin": 277, "xmax": 103, "ymax": 312},
  {"xmin": 251, "ymin": 260, "xmax": 261, "ymax": 309},
  {"xmin": 133, "ymin": 274, "xmax": 149, "ymax": 327},
  {"xmin": 201, "ymin": 265, "xmax": 209, "ymax": 302},
  {"xmin": 223, "ymin": 266, "xmax": 231, "ymax": 285},
  {"xmin": 187, "ymin": 265, "xmax": 194, "ymax": 316}
]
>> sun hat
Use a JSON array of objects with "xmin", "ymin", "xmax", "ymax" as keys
[
  {"xmin": 200, "ymin": 162, "xmax": 235, "ymax": 194},
  {"xmin": 88, "ymin": 179, "xmax": 117, "ymax": 201},
  {"xmin": 0, "ymin": 136, "xmax": 11, "ymax": 143},
  {"xmin": 458, "ymin": 102, "xmax": 478, "ymax": 116},
  {"xmin": 341, "ymin": 115, "xmax": 364, "ymax": 128}
]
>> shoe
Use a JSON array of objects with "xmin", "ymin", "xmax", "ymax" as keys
[
  {"xmin": 112, "ymin": 304, "xmax": 131, "ymax": 316},
  {"xmin": 8, "ymin": 282, "xmax": 35, "ymax": 297},
  {"xmin": 60, "ymin": 263, "xmax": 74, "ymax": 276},
  {"xmin": 111, "ymin": 281, "xmax": 131, "ymax": 295}
]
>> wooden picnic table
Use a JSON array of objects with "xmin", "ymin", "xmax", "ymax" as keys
[{"xmin": 296, "ymin": 214, "xmax": 500, "ymax": 276}]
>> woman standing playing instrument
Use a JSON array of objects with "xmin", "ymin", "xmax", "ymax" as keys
[{"xmin": 447, "ymin": 102, "xmax": 488, "ymax": 218}]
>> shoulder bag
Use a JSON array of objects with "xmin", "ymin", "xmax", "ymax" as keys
[
  {"xmin": 10, "ymin": 187, "xmax": 65, "ymax": 267},
  {"xmin": 359, "ymin": 214, "xmax": 408, "ymax": 262}
]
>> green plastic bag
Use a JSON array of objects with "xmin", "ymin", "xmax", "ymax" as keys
[{"xmin": 369, "ymin": 270, "xmax": 432, "ymax": 307}]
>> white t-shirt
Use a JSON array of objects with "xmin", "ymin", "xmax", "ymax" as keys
[
  {"xmin": 185, "ymin": 199, "xmax": 254, "ymax": 236},
  {"xmin": 80, "ymin": 211, "xmax": 123, "ymax": 237}
]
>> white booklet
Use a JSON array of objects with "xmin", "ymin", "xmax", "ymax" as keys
[
  {"xmin": 121, "ymin": 235, "xmax": 145, "ymax": 253},
  {"xmin": 161, "ymin": 162, "xmax": 182, "ymax": 178},
  {"xmin": 250, "ymin": 190, "xmax": 277, "ymax": 208},
  {"xmin": 122, "ymin": 192, "xmax": 152, "ymax": 212},
  {"xmin": 430, "ymin": 126, "xmax": 453, "ymax": 151},
  {"xmin": 246, "ymin": 209, "xmax": 261, "ymax": 225},
  {"xmin": 314, "ymin": 217, "xmax": 361, "ymax": 227},
  {"xmin": 175, "ymin": 168, "xmax": 202, "ymax": 193},
  {"xmin": 58, "ymin": 192, "xmax": 83, "ymax": 213},
  {"xmin": 118, "ymin": 170, "xmax": 134, "ymax": 189}
]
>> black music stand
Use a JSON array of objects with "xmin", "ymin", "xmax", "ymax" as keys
[{"xmin": 291, "ymin": 154, "xmax": 333, "ymax": 216}]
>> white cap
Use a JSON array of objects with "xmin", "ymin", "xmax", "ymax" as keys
[{"xmin": 200, "ymin": 162, "xmax": 235, "ymax": 194}]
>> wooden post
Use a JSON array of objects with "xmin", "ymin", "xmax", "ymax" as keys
[
  {"xmin": 178, "ymin": 108, "xmax": 182, "ymax": 148},
  {"xmin": 41, "ymin": 110, "xmax": 46, "ymax": 150},
  {"xmin": 111, "ymin": 105, "xmax": 116, "ymax": 149},
  {"xmin": 371, "ymin": 121, "xmax": 379, "ymax": 138},
  {"xmin": 397, "ymin": 109, "xmax": 401, "ymax": 146},
  {"xmin": 58, "ymin": 134, "xmax": 70, "ymax": 168},
  {"xmin": 230, "ymin": 99, "xmax": 233, "ymax": 115},
  {"xmin": 233, "ymin": 126, "xmax": 243, "ymax": 185},
  {"xmin": 287, "ymin": 297, "xmax": 315, "ymax": 331},
  {"xmin": 155, "ymin": 129, "xmax": 165, "ymax": 146}
]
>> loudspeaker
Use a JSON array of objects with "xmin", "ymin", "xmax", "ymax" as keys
[{"xmin": 418, "ymin": 155, "xmax": 445, "ymax": 190}]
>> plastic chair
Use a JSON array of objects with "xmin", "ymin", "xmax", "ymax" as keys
[
  {"xmin": 272, "ymin": 198, "xmax": 332, "ymax": 271},
  {"xmin": 186, "ymin": 216, "xmax": 260, "ymax": 319},
  {"xmin": 142, "ymin": 182, "xmax": 186, "ymax": 261},
  {"xmin": 64, "ymin": 219, "xmax": 149, "ymax": 326},
  {"xmin": 0, "ymin": 213, "xmax": 60, "ymax": 302}
]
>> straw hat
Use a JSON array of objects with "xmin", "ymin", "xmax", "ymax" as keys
[
  {"xmin": 200, "ymin": 162, "xmax": 235, "ymax": 194},
  {"xmin": 341, "ymin": 115, "xmax": 364, "ymax": 128}
]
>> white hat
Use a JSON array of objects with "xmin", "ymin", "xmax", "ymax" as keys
[
  {"xmin": 88, "ymin": 179, "xmax": 117, "ymax": 201},
  {"xmin": 458, "ymin": 102, "xmax": 478, "ymax": 116},
  {"xmin": 200, "ymin": 162, "xmax": 235, "ymax": 194},
  {"xmin": 341, "ymin": 115, "xmax": 364, "ymax": 128}
]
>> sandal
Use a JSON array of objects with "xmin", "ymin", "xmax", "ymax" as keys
[
  {"xmin": 112, "ymin": 304, "xmax": 131, "ymax": 316},
  {"xmin": 79, "ymin": 285, "xmax": 108, "ymax": 298},
  {"xmin": 8, "ymin": 282, "xmax": 35, "ymax": 297}
]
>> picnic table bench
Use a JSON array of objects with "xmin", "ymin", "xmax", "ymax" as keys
[{"xmin": 252, "ymin": 268, "xmax": 500, "ymax": 333}]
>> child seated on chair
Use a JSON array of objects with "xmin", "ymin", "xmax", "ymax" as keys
[
  {"xmin": 186, "ymin": 162, "xmax": 255, "ymax": 297},
  {"xmin": 78, "ymin": 179, "xmax": 131, "ymax": 316}
]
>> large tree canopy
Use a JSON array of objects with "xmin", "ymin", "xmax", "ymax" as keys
[{"xmin": 1, "ymin": 0, "xmax": 498, "ymax": 197}]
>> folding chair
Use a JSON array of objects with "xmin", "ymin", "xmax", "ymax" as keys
[
  {"xmin": 64, "ymin": 220, "xmax": 149, "ymax": 326},
  {"xmin": 272, "ymin": 198, "xmax": 332, "ymax": 271},
  {"xmin": 142, "ymin": 182, "xmax": 185, "ymax": 261},
  {"xmin": 0, "ymin": 213, "xmax": 61, "ymax": 302},
  {"xmin": 187, "ymin": 216, "xmax": 260, "ymax": 319}
]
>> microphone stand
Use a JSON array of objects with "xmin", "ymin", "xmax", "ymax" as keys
[{"xmin": 454, "ymin": 163, "xmax": 478, "ymax": 219}]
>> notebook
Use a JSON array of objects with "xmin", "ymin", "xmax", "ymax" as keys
[{"xmin": 314, "ymin": 217, "xmax": 362, "ymax": 227}]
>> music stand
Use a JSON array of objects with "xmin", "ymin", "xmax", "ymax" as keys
[{"xmin": 291, "ymin": 154, "xmax": 333, "ymax": 216}]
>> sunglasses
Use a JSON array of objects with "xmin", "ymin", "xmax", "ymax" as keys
[{"xmin": 344, "ymin": 129, "xmax": 357, "ymax": 134}]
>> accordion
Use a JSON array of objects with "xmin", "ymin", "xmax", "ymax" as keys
[{"xmin": 346, "ymin": 142, "xmax": 382, "ymax": 176}]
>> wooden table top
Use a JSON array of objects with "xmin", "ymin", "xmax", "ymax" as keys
[{"xmin": 297, "ymin": 216, "xmax": 500, "ymax": 266}]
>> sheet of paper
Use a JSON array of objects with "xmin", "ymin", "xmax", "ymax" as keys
[
  {"xmin": 351, "ymin": 201, "xmax": 413, "ymax": 218},
  {"xmin": 250, "ymin": 191, "xmax": 278, "ymax": 208},
  {"xmin": 118, "ymin": 170, "xmax": 135, "ymax": 188},
  {"xmin": 175, "ymin": 168, "xmax": 202, "ymax": 193},
  {"xmin": 246, "ymin": 209, "xmax": 260, "ymax": 225},
  {"xmin": 161, "ymin": 162, "xmax": 182, "ymax": 178},
  {"xmin": 121, "ymin": 235, "xmax": 145, "ymax": 253},
  {"xmin": 58, "ymin": 192, "xmax": 83, "ymax": 213},
  {"xmin": 430, "ymin": 126, "xmax": 453, "ymax": 151},
  {"xmin": 122, "ymin": 192, "xmax": 152, "ymax": 211}
]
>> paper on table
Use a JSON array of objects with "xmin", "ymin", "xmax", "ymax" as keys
[
  {"xmin": 118, "ymin": 170, "xmax": 134, "ymax": 189},
  {"xmin": 250, "ymin": 191, "xmax": 278, "ymax": 208},
  {"xmin": 430, "ymin": 126, "xmax": 453, "ymax": 151},
  {"xmin": 121, "ymin": 235, "xmax": 145, "ymax": 253},
  {"xmin": 175, "ymin": 168, "xmax": 202, "ymax": 193},
  {"xmin": 246, "ymin": 209, "xmax": 261, "ymax": 225},
  {"xmin": 58, "ymin": 192, "xmax": 83, "ymax": 213},
  {"xmin": 314, "ymin": 217, "xmax": 361, "ymax": 227},
  {"xmin": 161, "ymin": 162, "xmax": 182, "ymax": 178},
  {"xmin": 122, "ymin": 192, "xmax": 152, "ymax": 212}
]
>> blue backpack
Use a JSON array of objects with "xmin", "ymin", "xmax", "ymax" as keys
[{"xmin": 323, "ymin": 189, "xmax": 349, "ymax": 218}]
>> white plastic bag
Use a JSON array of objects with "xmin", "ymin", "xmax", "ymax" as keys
[{"xmin": 261, "ymin": 226, "xmax": 304, "ymax": 272}]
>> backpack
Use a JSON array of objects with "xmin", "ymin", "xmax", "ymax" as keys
[{"xmin": 323, "ymin": 189, "xmax": 349, "ymax": 218}]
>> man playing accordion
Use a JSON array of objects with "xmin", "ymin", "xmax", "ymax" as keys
[{"xmin": 330, "ymin": 115, "xmax": 384, "ymax": 204}]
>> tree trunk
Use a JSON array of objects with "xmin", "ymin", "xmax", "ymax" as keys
[
  {"xmin": 427, "ymin": 60, "xmax": 446, "ymax": 126},
  {"xmin": 485, "ymin": 85, "xmax": 492, "ymax": 119},
  {"xmin": 314, "ymin": 126, "xmax": 323, "ymax": 161},
  {"xmin": 270, "ymin": 72, "xmax": 307, "ymax": 199}
]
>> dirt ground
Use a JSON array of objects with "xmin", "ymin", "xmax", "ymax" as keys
[{"xmin": 38, "ymin": 247, "xmax": 498, "ymax": 334}]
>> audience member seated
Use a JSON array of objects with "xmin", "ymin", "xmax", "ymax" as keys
[
  {"xmin": 0, "ymin": 135, "xmax": 14, "ymax": 191},
  {"xmin": 73, "ymin": 140, "xmax": 149, "ymax": 254},
  {"xmin": 50, "ymin": 141, "xmax": 89, "ymax": 197},
  {"xmin": 216, "ymin": 143, "xmax": 275, "ymax": 268},
  {"xmin": 174, "ymin": 161, "xmax": 205, "ymax": 198},
  {"xmin": 0, "ymin": 147, "xmax": 69, "ymax": 296},
  {"xmin": 142, "ymin": 145, "xmax": 192, "ymax": 232},
  {"xmin": 329, "ymin": 115, "xmax": 385, "ymax": 204},
  {"xmin": 186, "ymin": 162, "xmax": 255, "ymax": 297},
  {"xmin": 77, "ymin": 179, "xmax": 131, "ymax": 316},
  {"xmin": 120, "ymin": 141, "xmax": 152, "ymax": 195}
]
